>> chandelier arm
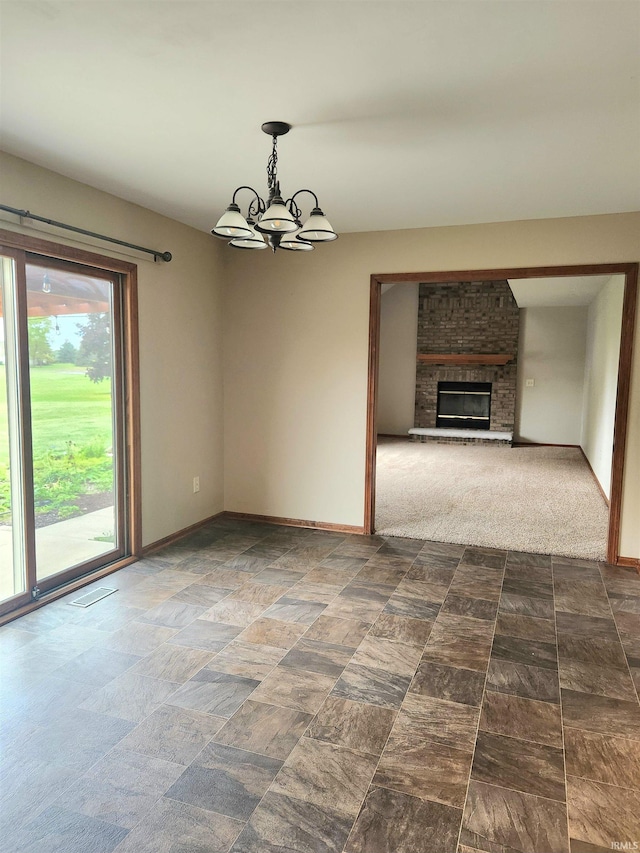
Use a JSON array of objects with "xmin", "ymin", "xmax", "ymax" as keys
[
  {"xmin": 231, "ymin": 185, "xmax": 266, "ymax": 214},
  {"xmin": 286, "ymin": 198, "xmax": 303, "ymax": 224},
  {"xmin": 246, "ymin": 197, "xmax": 261, "ymax": 219},
  {"xmin": 286, "ymin": 189, "xmax": 320, "ymax": 214}
]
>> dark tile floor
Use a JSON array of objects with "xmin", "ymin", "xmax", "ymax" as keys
[{"xmin": 2, "ymin": 518, "xmax": 640, "ymax": 852}]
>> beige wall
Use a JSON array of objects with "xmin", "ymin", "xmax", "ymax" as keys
[
  {"xmin": 0, "ymin": 152, "xmax": 226, "ymax": 546},
  {"xmin": 515, "ymin": 307, "xmax": 588, "ymax": 445},
  {"xmin": 581, "ymin": 275, "xmax": 625, "ymax": 499},
  {"xmin": 224, "ymin": 212, "xmax": 640, "ymax": 558},
  {"xmin": 4, "ymin": 152, "xmax": 638, "ymax": 559},
  {"xmin": 377, "ymin": 284, "xmax": 419, "ymax": 435}
]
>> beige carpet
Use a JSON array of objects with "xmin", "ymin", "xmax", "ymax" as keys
[{"xmin": 375, "ymin": 438, "xmax": 609, "ymax": 560}]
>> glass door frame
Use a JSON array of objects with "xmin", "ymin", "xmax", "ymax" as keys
[
  {"xmin": 27, "ymin": 254, "xmax": 127, "ymax": 593},
  {"xmin": 0, "ymin": 229, "xmax": 142, "ymax": 619},
  {"xmin": 1, "ymin": 246, "xmax": 37, "ymax": 614}
]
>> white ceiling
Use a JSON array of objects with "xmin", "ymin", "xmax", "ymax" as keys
[
  {"xmin": 508, "ymin": 275, "xmax": 615, "ymax": 307},
  {"xmin": 1, "ymin": 2, "xmax": 639, "ymax": 235}
]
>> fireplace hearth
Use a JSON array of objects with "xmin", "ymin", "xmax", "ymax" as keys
[{"xmin": 436, "ymin": 381, "xmax": 491, "ymax": 430}]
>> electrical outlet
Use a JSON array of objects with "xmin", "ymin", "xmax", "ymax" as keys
[
  {"xmin": 193, "ymin": 476, "xmax": 200, "ymax": 493},
  {"xmin": 525, "ymin": 379, "xmax": 535, "ymax": 387}
]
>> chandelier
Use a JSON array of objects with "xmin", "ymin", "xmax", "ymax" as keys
[{"xmin": 212, "ymin": 122, "xmax": 338, "ymax": 252}]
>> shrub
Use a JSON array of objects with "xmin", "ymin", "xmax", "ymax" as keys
[{"xmin": 0, "ymin": 438, "xmax": 113, "ymax": 524}]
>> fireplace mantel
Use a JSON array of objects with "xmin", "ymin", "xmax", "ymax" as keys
[{"xmin": 416, "ymin": 353, "xmax": 514, "ymax": 365}]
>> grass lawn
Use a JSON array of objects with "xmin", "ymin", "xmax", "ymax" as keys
[{"xmin": 1, "ymin": 363, "xmax": 112, "ymax": 468}]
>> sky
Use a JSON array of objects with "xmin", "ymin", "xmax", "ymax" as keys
[
  {"xmin": 47, "ymin": 314, "xmax": 85, "ymax": 349},
  {"xmin": 0, "ymin": 312, "xmax": 87, "ymax": 360}
]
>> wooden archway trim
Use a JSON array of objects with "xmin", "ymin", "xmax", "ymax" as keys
[{"xmin": 365, "ymin": 262, "xmax": 639, "ymax": 567}]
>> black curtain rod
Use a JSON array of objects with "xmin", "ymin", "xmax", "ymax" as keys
[{"xmin": 0, "ymin": 203, "xmax": 172, "ymax": 262}]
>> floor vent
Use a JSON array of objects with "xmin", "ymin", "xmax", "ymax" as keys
[{"xmin": 68, "ymin": 587, "xmax": 118, "ymax": 607}]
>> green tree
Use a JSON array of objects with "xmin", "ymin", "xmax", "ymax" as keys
[
  {"xmin": 77, "ymin": 312, "xmax": 112, "ymax": 383},
  {"xmin": 28, "ymin": 317, "xmax": 54, "ymax": 365},
  {"xmin": 56, "ymin": 340, "xmax": 78, "ymax": 364}
]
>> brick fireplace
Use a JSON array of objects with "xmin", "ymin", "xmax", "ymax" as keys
[{"xmin": 414, "ymin": 280, "xmax": 520, "ymax": 443}]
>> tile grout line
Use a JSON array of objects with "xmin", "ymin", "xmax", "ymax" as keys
[
  {"xmin": 209, "ymin": 533, "xmax": 393, "ymax": 851},
  {"xmin": 50, "ymin": 537, "xmax": 295, "ymax": 784},
  {"xmin": 475, "ymin": 703, "xmax": 564, "ymax": 750},
  {"xmin": 339, "ymin": 568, "xmax": 437, "ymax": 850},
  {"xmin": 598, "ymin": 563, "xmax": 640, "ymax": 708},
  {"xmin": 561, "ymin": 721, "xmax": 640, "ymax": 749},
  {"xmin": 454, "ymin": 551, "xmax": 507, "ymax": 853},
  {"xmin": 452, "ymin": 776, "xmax": 575, "ymax": 808},
  {"xmin": 339, "ymin": 545, "xmax": 470, "ymax": 852},
  {"xmin": 20, "ymin": 528, "xmax": 298, "ymax": 851},
  {"xmin": 164, "ymin": 532, "xmax": 386, "ymax": 735},
  {"xmin": 42, "ymin": 731, "xmax": 188, "ymax": 844},
  {"xmin": 560, "ymin": 757, "xmax": 640, "ymax": 794},
  {"xmin": 551, "ymin": 559, "xmax": 572, "ymax": 853},
  {"xmin": 335, "ymin": 552, "xmax": 538, "ymax": 846},
  {"xmin": 173, "ymin": 532, "xmax": 390, "ymax": 848}
]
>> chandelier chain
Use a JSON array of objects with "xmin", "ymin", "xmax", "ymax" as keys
[{"xmin": 266, "ymin": 135, "xmax": 278, "ymax": 198}]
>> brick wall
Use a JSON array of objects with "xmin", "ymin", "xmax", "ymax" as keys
[{"xmin": 414, "ymin": 280, "xmax": 520, "ymax": 432}]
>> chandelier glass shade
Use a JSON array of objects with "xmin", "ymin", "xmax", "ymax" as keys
[
  {"xmin": 212, "ymin": 122, "xmax": 338, "ymax": 253},
  {"xmin": 279, "ymin": 230, "xmax": 314, "ymax": 252},
  {"xmin": 298, "ymin": 209, "xmax": 339, "ymax": 242},
  {"xmin": 255, "ymin": 198, "xmax": 298, "ymax": 234},
  {"xmin": 213, "ymin": 203, "xmax": 252, "ymax": 239},
  {"xmin": 229, "ymin": 219, "xmax": 268, "ymax": 250}
]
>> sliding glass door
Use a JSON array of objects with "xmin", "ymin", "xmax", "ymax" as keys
[{"xmin": 0, "ymin": 247, "xmax": 128, "ymax": 614}]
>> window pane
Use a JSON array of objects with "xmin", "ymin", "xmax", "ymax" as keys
[{"xmin": 25, "ymin": 262, "xmax": 120, "ymax": 581}]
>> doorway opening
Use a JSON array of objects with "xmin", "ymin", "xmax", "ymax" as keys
[{"xmin": 365, "ymin": 264, "xmax": 638, "ymax": 563}]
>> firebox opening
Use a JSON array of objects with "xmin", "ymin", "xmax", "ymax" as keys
[{"xmin": 436, "ymin": 381, "xmax": 492, "ymax": 430}]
